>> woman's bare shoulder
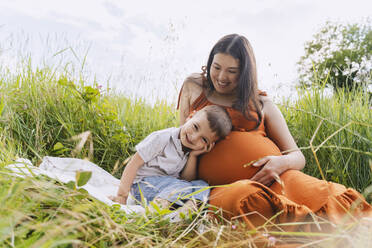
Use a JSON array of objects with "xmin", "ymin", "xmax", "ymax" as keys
[
  {"xmin": 259, "ymin": 94, "xmax": 273, "ymax": 104},
  {"xmin": 184, "ymin": 73, "xmax": 204, "ymax": 88},
  {"xmin": 182, "ymin": 73, "xmax": 204, "ymax": 98},
  {"xmin": 259, "ymin": 93, "xmax": 276, "ymax": 116}
]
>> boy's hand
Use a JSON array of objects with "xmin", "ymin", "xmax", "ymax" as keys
[
  {"xmin": 190, "ymin": 142, "xmax": 215, "ymax": 157},
  {"xmin": 108, "ymin": 194, "xmax": 128, "ymax": 205}
]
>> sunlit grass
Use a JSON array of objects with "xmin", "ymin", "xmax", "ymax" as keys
[
  {"xmin": 280, "ymin": 86, "xmax": 371, "ymax": 194},
  {"xmin": 1, "ymin": 160, "xmax": 371, "ymax": 247},
  {"xmin": 0, "ymin": 60, "xmax": 177, "ymax": 178},
  {"xmin": 0, "ymin": 51, "xmax": 371, "ymax": 247}
]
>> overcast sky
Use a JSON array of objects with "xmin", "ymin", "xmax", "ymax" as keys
[{"xmin": 0, "ymin": 0, "xmax": 371, "ymax": 102}]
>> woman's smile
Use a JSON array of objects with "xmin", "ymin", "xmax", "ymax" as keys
[
  {"xmin": 217, "ymin": 80, "xmax": 230, "ymax": 88},
  {"xmin": 210, "ymin": 53, "xmax": 240, "ymax": 95}
]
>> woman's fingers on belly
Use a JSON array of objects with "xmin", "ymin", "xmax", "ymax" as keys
[
  {"xmin": 252, "ymin": 156, "xmax": 270, "ymax": 167},
  {"xmin": 250, "ymin": 170, "xmax": 265, "ymax": 183},
  {"xmin": 250, "ymin": 157, "xmax": 270, "ymax": 181},
  {"xmin": 250, "ymin": 162, "xmax": 279, "ymax": 186}
]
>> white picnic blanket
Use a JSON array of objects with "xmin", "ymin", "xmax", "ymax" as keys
[{"xmin": 6, "ymin": 156, "xmax": 145, "ymax": 214}]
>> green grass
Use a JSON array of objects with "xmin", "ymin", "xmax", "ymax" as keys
[
  {"xmin": 1, "ymin": 161, "xmax": 371, "ymax": 247},
  {"xmin": 0, "ymin": 164, "xmax": 211, "ymax": 247},
  {"xmin": 0, "ymin": 56, "xmax": 371, "ymax": 247},
  {"xmin": 0, "ymin": 62, "xmax": 177, "ymax": 178},
  {"xmin": 280, "ymin": 86, "xmax": 371, "ymax": 194}
]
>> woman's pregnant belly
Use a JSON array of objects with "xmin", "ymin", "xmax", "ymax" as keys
[{"xmin": 198, "ymin": 131, "xmax": 282, "ymax": 185}]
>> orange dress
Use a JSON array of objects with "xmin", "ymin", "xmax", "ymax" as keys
[{"xmin": 189, "ymin": 90, "xmax": 372, "ymax": 231}]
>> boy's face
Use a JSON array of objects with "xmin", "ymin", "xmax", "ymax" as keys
[{"xmin": 180, "ymin": 111, "xmax": 218, "ymax": 151}]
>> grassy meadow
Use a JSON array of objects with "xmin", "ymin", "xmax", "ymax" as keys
[{"xmin": 0, "ymin": 56, "xmax": 371, "ymax": 247}]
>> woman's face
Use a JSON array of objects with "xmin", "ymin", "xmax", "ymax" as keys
[{"xmin": 210, "ymin": 53, "xmax": 240, "ymax": 95}]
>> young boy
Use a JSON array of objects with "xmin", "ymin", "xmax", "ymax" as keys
[{"xmin": 110, "ymin": 105, "xmax": 232, "ymax": 213}]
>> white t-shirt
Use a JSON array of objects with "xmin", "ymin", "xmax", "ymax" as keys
[{"xmin": 133, "ymin": 127, "xmax": 189, "ymax": 183}]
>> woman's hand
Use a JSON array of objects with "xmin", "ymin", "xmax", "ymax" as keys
[{"xmin": 250, "ymin": 155, "xmax": 288, "ymax": 186}]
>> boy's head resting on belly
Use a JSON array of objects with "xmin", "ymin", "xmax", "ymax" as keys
[{"xmin": 180, "ymin": 105, "xmax": 232, "ymax": 152}]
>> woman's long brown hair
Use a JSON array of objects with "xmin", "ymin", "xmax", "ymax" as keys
[{"xmin": 204, "ymin": 34, "xmax": 263, "ymax": 129}]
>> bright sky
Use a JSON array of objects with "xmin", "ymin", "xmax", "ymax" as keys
[{"xmin": 0, "ymin": 0, "xmax": 371, "ymax": 102}]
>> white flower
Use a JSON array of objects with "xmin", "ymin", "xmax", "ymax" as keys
[
  {"xmin": 351, "ymin": 61, "xmax": 360, "ymax": 69},
  {"xmin": 268, "ymin": 236, "xmax": 276, "ymax": 247}
]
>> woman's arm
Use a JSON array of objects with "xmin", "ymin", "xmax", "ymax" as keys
[
  {"xmin": 178, "ymin": 75, "xmax": 203, "ymax": 125},
  {"xmin": 250, "ymin": 96, "xmax": 305, "ymax": 186}
]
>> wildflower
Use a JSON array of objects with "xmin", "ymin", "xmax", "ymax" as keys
[
  {"xmin": 97, "ymin": 85, "xmax": 103, "ymax": 89},
  {"xmin": 268, "ymin": 236, "xmax": 276, "ymax": 247},
  {"xmin": 231, "ymin": 225, "xmax": 236, "ymax": 229}
]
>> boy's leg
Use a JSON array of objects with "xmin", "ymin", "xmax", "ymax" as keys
[
  {"xmin": 165, "ymin": 180, "xmax": 210, "ymax": 222},
  {"xmin": 138, "ymin": 176, "xmax": 210, "ymax": 214},
  {"xmin": 164, "ymin": 199, "xmax": 199, "ymax": 223},
  {"xmin": 152, "ymin": 177, "xmax": 196, "ymax": 206},
  {"xmin": 151, "ymin": 198, "xmax": 172, "ymax": 210},
  {"xmin": 135, "ymin": 176, "xmax": 193, "ymax": 208},
  {"xmin": 189, "ymin": 179, "xmax": 210, "ymax": 203},
  {"xmin": 132, "ymin": 176, "xmax": 174, "ymax": 204},
  {"xmin": 179, "ymin": 199, "xmax": 198, "ymax": 212},
  {"xmin": 131, "ymin": 177, "xmax": 173, "ymax": 212},
  {"xmin": 131, "ymin": 179, "xmax": 159, "ymax": 204}
]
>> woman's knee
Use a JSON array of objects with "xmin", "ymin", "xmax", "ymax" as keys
[
  {"xmin": 209, "ymin": 180, "xmax": 267, "ymax": 207},
  {"xmin": 208, "ymin": 179, "xmax": 276, "ymax": 223}
]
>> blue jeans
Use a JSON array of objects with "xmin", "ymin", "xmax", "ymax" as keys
[{"xmin": 131, "ymin": 176, "xmax": 210, "ymax": 206}]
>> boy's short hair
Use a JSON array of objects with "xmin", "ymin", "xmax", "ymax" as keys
[{"xmin": 196, "ymin": 105, "xmax": 232, "ymax": 139}]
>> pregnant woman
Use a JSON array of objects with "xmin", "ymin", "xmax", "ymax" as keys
[{"xmin": 178, "ymin": 34, "xmax": 372, "ymax": 231}]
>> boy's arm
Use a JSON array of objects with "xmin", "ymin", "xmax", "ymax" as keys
[
  {"xmin": 180, "ymin": 154, "xmax": 198, "ymax": 181},
  {"xmin": 111, "ymin": 152, "xmax": 144, "ymax": 204},
  {"xmin": 180, "ymin": 142, "xmax": 214, "ymax": 181}
]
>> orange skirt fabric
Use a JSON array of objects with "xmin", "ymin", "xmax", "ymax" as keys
[
  {"xmin": 198, "ymin": 131, "xmax": 372, "ymax": 231},
  {"xmin": 208, "ymin": 171, "xmax": 372, "ymax": 232}
]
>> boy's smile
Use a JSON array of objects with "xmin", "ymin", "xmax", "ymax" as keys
[{"xmin": 180, "ymin": 112, "xmax": 218, "ymax": 152}]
